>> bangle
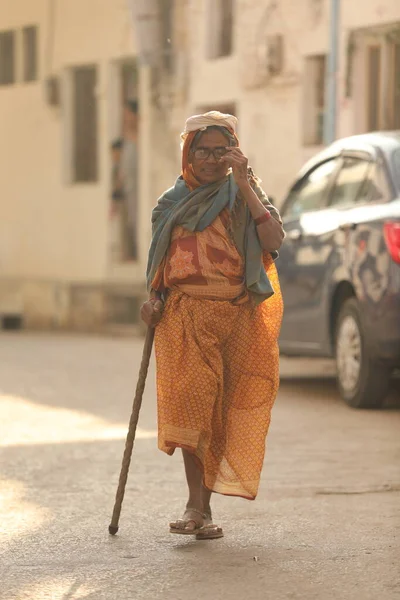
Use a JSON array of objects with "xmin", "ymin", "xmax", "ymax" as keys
[{"xmin": 254, "ymin": 211, "xmax": 271, "ymax": 226}]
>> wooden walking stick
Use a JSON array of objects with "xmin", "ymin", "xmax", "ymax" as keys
[{"xmin": 108, "ymin": 326, "xmax": 155, "ymax": 535}]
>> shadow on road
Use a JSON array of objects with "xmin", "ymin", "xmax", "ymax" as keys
[
  {"xmin": 1, "ymin": 335, "xmax": 399, "ymax": 599},
  {"xmin": 280, "ymin": 375, "xmax": 400, "ymax": 409}
]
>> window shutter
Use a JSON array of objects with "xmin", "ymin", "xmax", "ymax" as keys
[
  {"xmin": 367, "ymin": 46, "xmax": 381, "ymax": 131},
  {"xmin": 73, "ymin": 66, "xmax": 98, "ymax": 183},
  {"xmin": 0, "ymin": 30, "xmax": 16, "ymax": 85},
  {"xmin": 23, "ymin": 26, "xmax": 38, "ymax": 82}
]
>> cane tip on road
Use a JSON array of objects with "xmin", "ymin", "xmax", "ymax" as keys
[{"xmin": 108, "ymin": 525, "xmax": 119, "ymax": 535}]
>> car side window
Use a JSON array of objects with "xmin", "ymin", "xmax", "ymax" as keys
[
  {"xmin": 329, "ymin": 157, "xmax": 372, "ymax": 208},
  {"xmin": 393, "ymin": 148, "xmax": 400, "ymax": 191},
  {"xmin": 367, "ymin": 163, "xmax": 392, "ymax": 202},
  {"xmin": 283, "ymin": 159, "xmax": 339, "ymax": 219}
]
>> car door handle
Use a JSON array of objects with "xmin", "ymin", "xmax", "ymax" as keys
[
  {"xmin": 286, "ymin": 228, "xmax": 303, "ymax": 241},
  {"xmin": 339, "ymin": 222, "xmax": 357, "ymax": 232}
]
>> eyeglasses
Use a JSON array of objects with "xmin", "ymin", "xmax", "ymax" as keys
[{"xmin": 192, "ymin": 147, "xmax": 228, "ymax": 161}]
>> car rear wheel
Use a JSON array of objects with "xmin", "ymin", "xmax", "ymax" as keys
[{"xmin": 335, "ymin": 298, "xmax": 390, "ymax": 409}]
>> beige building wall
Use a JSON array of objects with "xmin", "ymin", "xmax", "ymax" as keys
[
  {"xmin": 338, "ymin": 0, "xmax": 400, "ymax": 139},
  {"xmin": 0, "ymin": 0, "xmax": 155, "ymax": 328},
  {"xmin": 1, "ymin": 0, "xmax": 400, "ymax": 330},
  {"xmin": 187, "ymin": 0, "xmax": 329, "ymax": 204},
  {"xmin": 0, "ymin": 0, "xmax": 139, "ymax": 282},
  {"xmin": 186, "ymin": 0, "xmax": 400, "ymax": 204}
]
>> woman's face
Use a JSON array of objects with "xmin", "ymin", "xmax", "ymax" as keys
[{"xmin": 190, "ymin": 130, "xmax": 232, "ymax": 185}]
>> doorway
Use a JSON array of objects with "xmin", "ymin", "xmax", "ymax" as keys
[{"xmin": 109, "ymin": 60, "xmax": 140, "ymax": 264}]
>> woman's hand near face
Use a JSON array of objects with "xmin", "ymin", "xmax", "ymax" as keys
[
  {"xmin": 140, "ymin": 296, "xmax": 164, "ymax": 327},
  {"xmin": 219, "ymin": 147, "xmax": 249, "ymax": 188},
  {"xmin": 220, "ymin": 148, "xmax": 285, "ymax": 252}
]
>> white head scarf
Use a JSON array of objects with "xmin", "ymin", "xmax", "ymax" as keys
[{"xmin": 180, "ymin": 111, "xmax": 238, "ymax": 144}]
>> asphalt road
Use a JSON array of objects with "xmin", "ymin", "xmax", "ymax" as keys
[{"xmin": 0, "ymin": 332, "xmax": 399, "ymax": 600}]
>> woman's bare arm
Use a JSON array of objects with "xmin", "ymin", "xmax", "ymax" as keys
[
  {"xmin": 239, "ymin": 183, "xmax": 285, "ymax": 252},
  {"xmin": 220, "ymin": 148, "xmax": 285, "ymax": 252}
]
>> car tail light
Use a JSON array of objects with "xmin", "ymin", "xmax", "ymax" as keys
[{"xmin": 384, "ymin": 222, "xmax": 400, "ymax": 264}]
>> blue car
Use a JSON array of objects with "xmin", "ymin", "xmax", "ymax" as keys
[{"xmin": 277, "ymin": 132, "xmax": 400, "ymax": 408}]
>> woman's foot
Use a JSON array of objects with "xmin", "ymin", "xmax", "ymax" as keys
[
  {"xmin": 169, "ymin": 508, "xmax": 205, "ymax": 535},
  {"xmin": 202, "ymin": 505, "xmax": 212, "ymax": 526},
  {"xmin": 173, "ymin": 450, "xmax": 222, "ymax": 538},
  {"xmin": 196, "ymin": 510, "xmax": 224, "ymax": 540}
]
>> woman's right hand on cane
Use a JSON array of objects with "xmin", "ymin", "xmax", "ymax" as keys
[{"xmin": 141, "ymin": 297, "xmax": 164, "ymax": 327}]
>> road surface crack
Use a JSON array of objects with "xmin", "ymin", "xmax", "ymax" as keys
[{"xmin": 316, "ymin": 483, "xmax": 400, "ymax": 495}]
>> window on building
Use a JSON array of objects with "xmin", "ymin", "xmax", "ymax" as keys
[
  {"xmin": 220, "ymin": 0, "xmax": 233, "ymax": 56},
  {"xmin": 159, "ymin": 0, "xmax": 174, "ymax": 72},
  {"xmin": 303, "ymin": 55, "xmax": 326, "ymax": 146},
  {"xmin": 367, "ymin": 46, "xmax": 381, "ymax": 131},
  {"xmin": 201, "ymin": 103, "xmax": 236, "ymax": 115},
  {"xmin": 363, "ymin": 33, "xmax": 400, "ymax": 131},
  {"xmin": 23, "ymin": 26, "xmax": 38, "ymax": 82},
  {"xmin": 207, "ymin": 0, "xmax": 234, "ymax": 59},
  {"xmin": 0, "ymin": 30, "xmax": 16, "ymax": 86},
  {"xmin": 121, "ymin": 62, "xmax": 138, "ymax": 103},
  {"xmin": 72, "ymin": 65, "xmax": 98, "ymax": 183}
]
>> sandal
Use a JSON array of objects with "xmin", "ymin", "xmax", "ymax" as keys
[
  {"xmin": 169, "ymin": 508, "xmax": 205, "ymax": 535},
  {"xmin": 195, "ymin": 511, "xmax": 224, "ymax": 540}
]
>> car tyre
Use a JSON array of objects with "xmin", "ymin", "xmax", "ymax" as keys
[{"xmin": 335, "ymin": 298, "xmax": 390, "ymax": 409}]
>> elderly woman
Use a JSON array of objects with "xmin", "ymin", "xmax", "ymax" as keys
[{"xmin": 141, "ymin": 111, "xmax": 284, "ymax": 539}]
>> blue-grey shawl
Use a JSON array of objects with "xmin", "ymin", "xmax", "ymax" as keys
[{"xmin": 146, "ymin": 173, "xmax": 280, "ymax": 305}]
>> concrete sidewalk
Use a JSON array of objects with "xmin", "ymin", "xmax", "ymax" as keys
[{"xmin": 0, "ymin": 333, "xmax": 399, "ymax": 600}]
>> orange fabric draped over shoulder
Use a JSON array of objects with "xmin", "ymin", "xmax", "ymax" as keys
[
  {"xmin": 181, "ymin": 131, "xmax": 201, "ymax": 191},
  {"xmin": 151, "ymin": 208, "xmax": 246, "ymax": 301}
]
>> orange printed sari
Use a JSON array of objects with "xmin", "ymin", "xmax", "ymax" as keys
[{"xmin": 153, "ymin": 207, "xmax": 283, "ymax": 499}]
